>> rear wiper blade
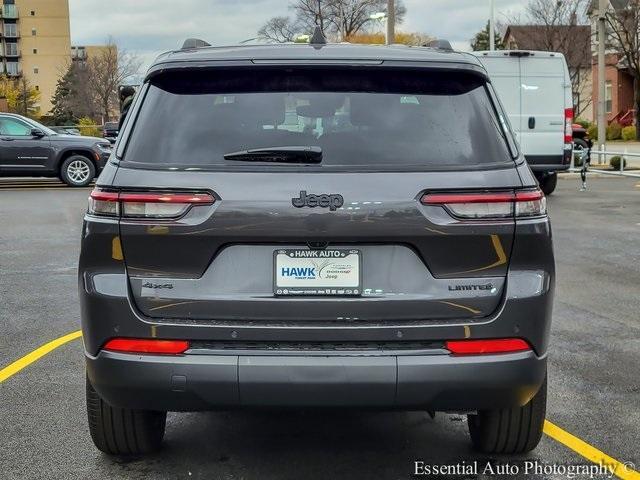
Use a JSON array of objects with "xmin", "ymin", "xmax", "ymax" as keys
[{"xmin": 224, "ymin": 146, "xmax": 322, "ymax": 163}]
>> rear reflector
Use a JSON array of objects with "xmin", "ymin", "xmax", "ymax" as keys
[
  {"xmin": 421, "ymin": 189, "xmax": 546, "ymax": 219},
  {"xmin": 446, "ymin": 338, "xmax": 531, "ymax": 355},
  {"xmin": 88, "ymin": 189, "xmax": 215, "ymax": 219},
  {"xmin": 103, "ymin": 338, "xmax": 190, "ymax": 355}
]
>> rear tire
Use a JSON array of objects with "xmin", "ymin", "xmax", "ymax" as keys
[
  {"xmin": 86, "ymin": 375, "xmax": 166, "ymax": 455},
  {"xmin": 573, "ymin": 138, "xmax": 588, "ymax": 152},
  {"xmin": 539, "ymin": 172, "xmax": 557, "ymax": 195},
  {"xmin": 60, "ymin": 155, "xmax": 95, "ymax": 187},
  {"xmin": 468, "ymin": 376, "xmax": 547, "ymax": 454}
]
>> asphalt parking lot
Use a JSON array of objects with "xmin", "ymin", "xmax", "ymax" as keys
[{"xmin": 0, "ymin": 175, "xmax": 638, "ymax": 480}]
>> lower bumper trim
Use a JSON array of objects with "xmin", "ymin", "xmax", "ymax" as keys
[{"xmin": 86, "ymin": 350, "xmax": 546, "ymax": 412}]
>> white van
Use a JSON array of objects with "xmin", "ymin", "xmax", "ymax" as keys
[{"xmin": 473, "ymin": 50, "xmax": 574, "ymax": 194}]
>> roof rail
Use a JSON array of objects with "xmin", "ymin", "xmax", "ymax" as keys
[
  {"xmin": 425, "ymin": 39, "xmax": 453, "ymax": 52},
  {"xmin": 181, "ymin": 38, "xmax": 211, "ymax": 50}
]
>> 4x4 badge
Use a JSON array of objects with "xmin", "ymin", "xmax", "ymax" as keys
[{"xmin": 292, "ymin": 191, "xmax": 344, "ymax": 211}]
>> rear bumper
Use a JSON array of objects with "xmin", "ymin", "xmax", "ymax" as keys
[
  {"xmin": 86, "ymin": 349, "xmax": 546, "ymax": 412},
  {"xmin": 526, "ymin": 150, "xmax": 572, "ymax": 172}
]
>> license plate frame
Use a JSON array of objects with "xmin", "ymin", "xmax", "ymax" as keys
[{"xmin": 273, "ymin": 248, "xmax": 362, "ymax": 296}]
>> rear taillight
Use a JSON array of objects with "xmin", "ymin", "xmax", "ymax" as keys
[
  {"xmin": 88, "ymin": 189, "xmax": 215, "ymax": 219},
  {"xmin": 446, "ymin": 338, "xmax": 531, "ymax": 355},
  {"xmin": 421, "ymin": 189, "xmax": 546, "ymax": 219},
  {"xmin": 564, "ymin": 107, "xmax": 573, "ymax": 144},
  {"xmin": 88, "ymin": 190, "xmax": 119, "ymax": 217},
  {"xmin": 513, "ymin": 190, "xmax": 547, "ymax": 217},
  {"xmin": 103, "ymin": 338, "xmax": 190, "ymax": 355}
]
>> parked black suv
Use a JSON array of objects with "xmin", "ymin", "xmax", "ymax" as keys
[
  {"xmin": 103, "ymin": 122, "xmax": 119, "ymax": 144},
  {"xmin": 0, "ymin": 113, "xmax": 111, "ymax": 186},
  {"xmin": 80, "ymin": 39, "xmax": 554, "ymax": 456}
]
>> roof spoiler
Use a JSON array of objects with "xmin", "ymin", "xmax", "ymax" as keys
[
  {"xmin": 181, "ymin": 38, "xmax": 211, "ymax": 50},
  {"xmin": 425, "ymin": 39, "xmax": 453, "ymax": 52}
]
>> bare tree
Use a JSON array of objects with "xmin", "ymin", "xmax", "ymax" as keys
[
  {"xmin": 292, "ymin": 0, "xmax": 329, "ymax": 34},
  {"xmin": 510, "ymin": 0, "xmax": 593, "ymax": 116},
  {"xmin": 258, "ymin": 0, "xmax": 406, "ymax": 42},
  {"xmin": 525, "ymin": 0, "xmax": 589, "ymax": 27},
  {"xmin": 87, "ymin": 39, "xmax": 141, "ymax": 122},
  {"xmin": 69, "ymin": 63, "xmax": 98, "ymax": 119},
  {"xmin": 328, "ymin": 0, "xmax": 406, "ymax": 39},
  {"xmin": 258, "ymin": 16, "xmax": 302, "ymax": 43},
  {"xmin": 604, "ymin": 0, "xmax": 640, "ymax": 138}
]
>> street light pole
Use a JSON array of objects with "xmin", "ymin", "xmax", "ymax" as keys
[
  {"xmin": 386, "ymin": 0, "xmax": 395, "ymax": 45},
  {"xmin": 597, "ymin": 0, "xmax": 607, "ymax": 163},
  {"xmin": 489, "ymin": 0, "xmax": 495, "ymax": 51}
]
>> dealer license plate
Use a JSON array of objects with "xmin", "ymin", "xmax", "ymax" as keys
[{"xmin": 274, "ymin": 249, "xmax": 361, "ymax": 296}]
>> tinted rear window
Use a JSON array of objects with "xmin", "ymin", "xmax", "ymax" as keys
[{"xmin": 124, "ymin": 68, "xmax": 514, "ymax": 170}]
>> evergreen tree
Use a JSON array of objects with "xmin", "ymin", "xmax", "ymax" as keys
[
  {"xmin": 50, "ymin": 67, "xmax": 75, "ymax": 124},
  {"xmin": 471, "ymin": 21, "xmax": 504, "ymax": 51},
  {"xmin": 49, "ymin": 62, "xmax": 97, "ymax": 123}
]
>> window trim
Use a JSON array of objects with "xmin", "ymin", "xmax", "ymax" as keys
[
  {"xmin": 115, "ymin": 83, "xmax": 148, "ymax": 160},
  {"xmin": 485, "ymin": 82, "xmax": 520, "ymax": 159},
  {"xmin": 605, "ymin": 80, "xmax": 613, "ymax": 114}
]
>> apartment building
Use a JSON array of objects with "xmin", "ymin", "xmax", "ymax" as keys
[
  {"xmin": 1, "ymin": 0, "xmax": 71, "ymax": 114},
  {"xmin": 71, "ymin": 44, "xmax": 112, "ymax": 63}
]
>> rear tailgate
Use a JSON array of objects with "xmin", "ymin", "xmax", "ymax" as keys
[
  {"xmin": 116, "ymin": 168, "xmax": 520, "ymax": 323},
  {"xmin": 114, "ymin": 65, "xmax": 522, "ymax": 323}
]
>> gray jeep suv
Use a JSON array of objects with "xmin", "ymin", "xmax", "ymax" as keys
[
  {"xmin": 0, "ymin": 113, "xmax": 112, "ymax": 186},
  {"xmin": 79, "ymin": 39, "xmax": 554, "ymax": 456}
]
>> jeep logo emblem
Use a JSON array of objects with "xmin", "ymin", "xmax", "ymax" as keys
[{"xmin": 292, "ymin": 190, "xmax": 344, "ymax": 211}]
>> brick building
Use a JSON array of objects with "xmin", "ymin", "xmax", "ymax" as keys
[
  {"xmin": 588, "ymin": 0, "xmax": 636, "ymax": 126},
  {"xmin": 591, "ymin": 54, "xmax": 635, "ymax": 125}
]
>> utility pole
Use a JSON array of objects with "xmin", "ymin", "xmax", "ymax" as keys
[
  {"xmin": 489, "ymin": 0, "xmax": 495, "ymax": 50},
  {"xmin": 597, "ymin": 0, "xmax": 607, "ymax": 163},
  {"xmin": 386, "ymin": 0, "xmax": 395, "ymax": 45}
]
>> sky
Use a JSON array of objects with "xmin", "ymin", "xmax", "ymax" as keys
[{"xmin": 69, "ymin": 0, "xmax": 528, "ymax": 74}]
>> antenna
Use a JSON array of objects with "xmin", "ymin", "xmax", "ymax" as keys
[
  {"xmin": 181, "ymin": 38, "xmax": 211, "ymax": 50},
  {"xmin": 425, "ymin": 39, "xmax": 453, "ymax": 52},
  {"xmin": 309, "ymin": 26, "xmax": 327, "ymax": 45}
]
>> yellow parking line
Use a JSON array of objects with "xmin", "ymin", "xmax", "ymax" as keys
[
  {"xmin": 0, "ymin": 330, "xmax": 82, "ymax": 383},
  {"xmin": 544, "ymin": 420, "xmax": 640, "ymax": 479}
]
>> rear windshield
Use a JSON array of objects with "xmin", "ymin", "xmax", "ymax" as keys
[{"xmin": 123, "ymin": 68, "xmax": 514, "ymax": 170}]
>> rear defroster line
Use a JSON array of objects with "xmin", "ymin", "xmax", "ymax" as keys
[{"xmin": 1, "ymin": 330, "xmax": 639, "ymax": 480}]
